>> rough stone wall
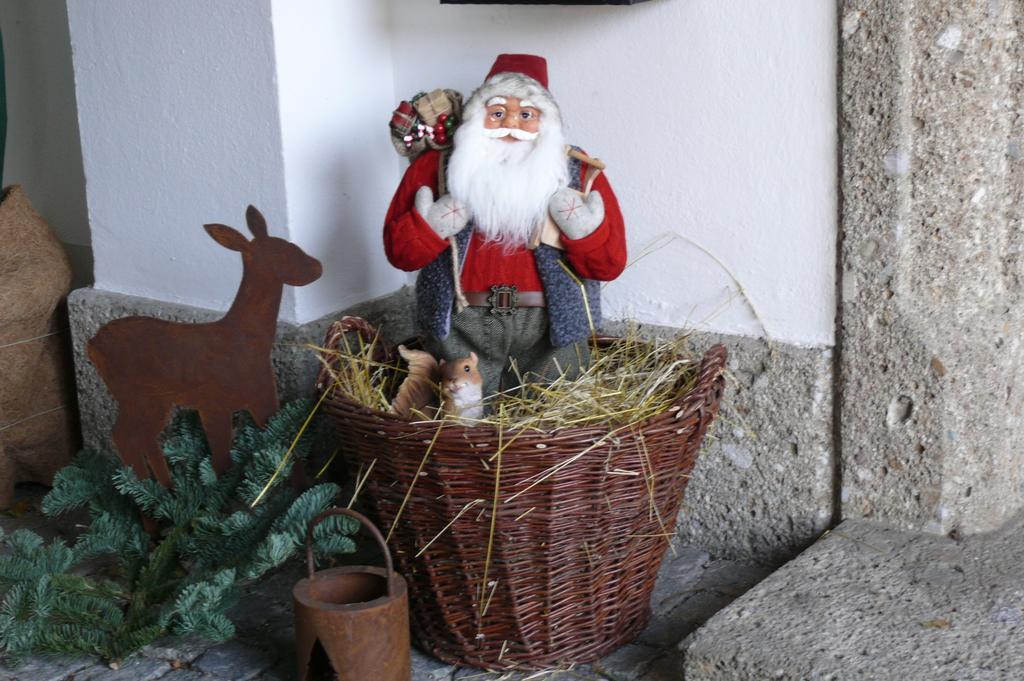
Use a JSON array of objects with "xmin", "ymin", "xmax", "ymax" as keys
[
  {"xmin": 678, "ymin": 337, "xmax": 833, "ymax": 564},
  {"xmin": 840, "ymin": 0, "xmax": 1024, "ymax": 534},
  {"xmin": 600, "ymin": 322, "xmax": 834, "ymax": 565}
]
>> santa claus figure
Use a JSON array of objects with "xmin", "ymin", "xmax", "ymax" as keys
[{"xmin": 384, "ymin": 54, "xmax": 627, "ymax": 398}]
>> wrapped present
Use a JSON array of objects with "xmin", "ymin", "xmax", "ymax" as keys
[
  {"xmin": 412, "ymin": 88, "xmax": 454, "ymax": 126},
  {"xmin": 389, "ymin": 89, "xmax": 463, "ymax": 158},
  {"xmin": 390, "ymin": 100, "xmax": 419, "ymax": 137}
]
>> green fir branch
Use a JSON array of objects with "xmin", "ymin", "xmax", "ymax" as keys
[{"xmin": 0, "ymin": 399, "xmax": 353, "ymax": 666}]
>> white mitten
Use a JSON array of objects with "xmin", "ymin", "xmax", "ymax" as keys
[
  {"xmin": 415, "ymin": 186, "xmax": 470, "ymax": 239},
  {"xmin": 548, "ymin": 188, "xmax": 605, "ymax": 241}
]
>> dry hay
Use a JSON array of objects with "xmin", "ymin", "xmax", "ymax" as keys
[{"xmin": 313, "ymin": 324, "xmax": 700, "ymax": 434}]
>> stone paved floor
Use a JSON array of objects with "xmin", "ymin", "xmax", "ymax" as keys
[{"xmin": 0, "ymin": 487, "xmax": 771, "ymax": 681}]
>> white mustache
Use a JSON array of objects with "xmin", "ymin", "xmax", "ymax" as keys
[{"xmin": 482, "ymin": 127, "xmax": 539, "ymax": 141}]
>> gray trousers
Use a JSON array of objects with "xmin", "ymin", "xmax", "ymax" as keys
[{"xmin": 426, "ymin": 307, "xmax": 590, "ymax": 400}]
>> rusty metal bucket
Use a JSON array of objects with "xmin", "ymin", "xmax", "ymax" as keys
[{"xmin": 293, "ymin": 508, "xmax": 410, "ymax": 681}]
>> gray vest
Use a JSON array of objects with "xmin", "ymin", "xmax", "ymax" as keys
[{"xmin": 415, "ymin": 148, "xmax": 601, "ymax": 348}]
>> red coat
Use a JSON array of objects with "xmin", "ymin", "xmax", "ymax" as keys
[{"xmin": 383, "ymin": 150, "xmax": 627, "ymax": 292}]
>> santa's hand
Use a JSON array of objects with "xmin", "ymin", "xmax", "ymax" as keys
[
  {"xmin": 549, "ymin": 188, "xmax": 605, "ymax": 240},
  {"xmin": 415, "ymin": 186, "xmax": 469, "ymax": 239}
]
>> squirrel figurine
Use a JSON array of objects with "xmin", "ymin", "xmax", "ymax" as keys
[
  {"xmin": 391, "ymin": 346, "xmax": 483, "ymax": 422},
  {"xmin": 391, "ymin": 345, "xmax": 439, "ymax": 418},
  {"xmin": 439, "ymin": 352, "xmax": 483, "ymax": 422}
]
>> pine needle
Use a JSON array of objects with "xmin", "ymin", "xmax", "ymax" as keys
[
  {"xmin": 479, "ymin": 405, "xmax": 504, "ymax": 610},
  {"xmin": 386, "ymin": 420, "xmax": 446, "ymax": 543},
  {"xmin": 415, "ymin": 499, "xmax": 484, "ymax": 558},
  {"xmin": 314, "ymin": 447, "xmax": 339, "ymax": 480},
  {"xmin": 346, "ymin": 458, "xmax": 376, "ymax": 509},
  {"xmin": 250, "ymin": 382, "xmax": 334, "ymax": 507}
]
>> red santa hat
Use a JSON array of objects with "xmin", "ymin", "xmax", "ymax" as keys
[
  {"xmin": 465, "ymin": 53, "xmax": 561, "ymax": 124},
  {"xmin": 486, "ymin": 54, "xmax": 549, "ymax": 89}
]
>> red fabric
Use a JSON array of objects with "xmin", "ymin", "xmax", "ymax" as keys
[
  {"xmin": 461, "ymin": 233, "xmax": 543, "ymax": 292},
  {"xmin": 486, "ymin": 54, "xmax": 549, "ymax": 88},
  {"xmin": 382, "ymin": 149, "xmax": 628, "ymax": 288},
  {"xmin": 383, "ymin": 151, "xmax": 449, "ymax": 272},
  {"xmin": 561, "ymin": 167, "xmax": 628, "ymax": 282}
]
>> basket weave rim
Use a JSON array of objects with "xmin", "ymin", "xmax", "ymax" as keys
[{"xmin": 320, "ymin": 341, "xmax": 728, "ymax": 437}]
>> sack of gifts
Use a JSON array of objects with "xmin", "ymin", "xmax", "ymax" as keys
[{"xmin": 389, "ymin": 88, "xmax": 462, "ymax": 158}]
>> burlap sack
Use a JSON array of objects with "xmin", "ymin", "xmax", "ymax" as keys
[{"xmin": 0, "ymin": 185, "xmax": 78, "ymax": 507}]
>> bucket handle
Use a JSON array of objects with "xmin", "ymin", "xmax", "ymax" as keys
[{"xmin": 305, "ymin": 508, "xmax": 396, "ymax": 598}]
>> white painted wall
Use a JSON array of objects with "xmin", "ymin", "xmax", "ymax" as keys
[
  {"xmin": 271, "ymin": 0, "xmax": 406, "ymax": 323},
  {"xmin": 68, "ymin": 0, "xmax": 835, "ymax": 346},
  {"xmin": 388, "ymin": 0, "xmax": 837, "ymax": 347},
  {"xmin": 66, "ymin": 1, "xmax": 294, "ymax": 317},
  {"xmin": 1, "ymin": 0, "xmax": 91, "ymax": 285}
]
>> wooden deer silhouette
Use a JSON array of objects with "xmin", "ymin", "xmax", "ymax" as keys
[{"xmin": 88, "ymin": 206, "xmax": 322, "ymax": 486}]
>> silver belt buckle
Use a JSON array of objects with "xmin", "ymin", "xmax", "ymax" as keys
[{"xmin": 487, "ymin": 284, "xmax": 518, "ymax": 316}]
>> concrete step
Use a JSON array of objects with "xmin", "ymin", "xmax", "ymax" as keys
[{"xmin": 684, "ymin": 516, "xmax": 1024, "ymax": 680}]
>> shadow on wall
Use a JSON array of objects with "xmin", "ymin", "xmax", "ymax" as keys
[
  {"xmin": 274, "ymin": 0, "xmax": 409, "ymax": 322},
  {"xmin": 0, "ymin": 0, "xmax": 92, "ymax": 287}
]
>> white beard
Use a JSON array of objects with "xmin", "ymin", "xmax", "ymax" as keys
[{"xmin": 447, "ymin": 110, "xmax": 569, "ymax": 248}]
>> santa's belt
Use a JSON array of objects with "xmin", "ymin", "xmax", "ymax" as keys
[{"xmin": 463, "ymin": 285, "xmax": 545, "ymax": 314}]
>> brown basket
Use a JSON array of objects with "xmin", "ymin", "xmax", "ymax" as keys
[{"xmin": 317, "ymin": 324, "xmax": 727, "ymax": 671}]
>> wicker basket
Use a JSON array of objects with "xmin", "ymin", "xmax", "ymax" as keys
[{"xmin": 318, "ymin": 325, "xmax": 727, "ymax": 670}]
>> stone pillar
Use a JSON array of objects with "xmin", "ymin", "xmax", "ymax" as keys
[{"xmin": 840, "ymin": 0, "xmax": 1024, "ymax": 535}]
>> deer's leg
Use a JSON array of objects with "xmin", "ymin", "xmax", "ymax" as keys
[
  {"xmin": 200, "ymin": 407, "xmax": 234, "ymax": 475},
  {"xmin": 113, "ymin": 402, "xmax": 172, "ymax": 539},
  {"xmin": 0, "ymin": 446, "xmax": 16, "ymax": 510},
  {"xmin": 113, "ymin": 403, "xmax": 173, "ymax": 487},
  {"xmin": 145, "ymin": 437, "xmax": 173, "ymax": 488},
  {"xmin": 247, "ymin": 378, "xmax": 280, "ymax": 427}
]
